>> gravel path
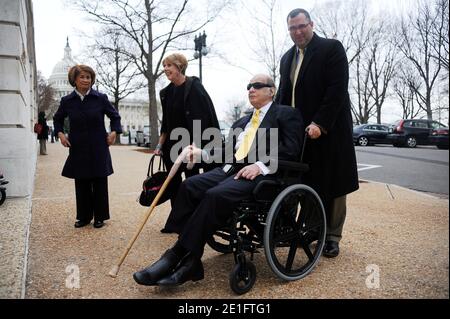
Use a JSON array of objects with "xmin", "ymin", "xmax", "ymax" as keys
[{"xmin": 24, "ymin": 143, "xmax": 448, "ymax": 299}]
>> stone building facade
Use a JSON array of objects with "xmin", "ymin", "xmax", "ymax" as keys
[{"xmin": 0, "ymin": 0, "xmax": 38, "ymax": 197}]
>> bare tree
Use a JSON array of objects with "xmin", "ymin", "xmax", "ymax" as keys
[
  {"xmin": 313, "ymin": 0, "xmax": 372, "ymax": 66},
  {"xmin": 73, "ymin": 0, "xmax": 232, "ymax": 148},
  {"xmin": 430, "ymin": 0, "xmax": 449, "ymax": 125},
  {"xmin": 240, "ymin": 0, "xmax": 289, "ymax": 84},
  {"xmin": 367, "ymin": 24, "xmax": 397, "ymax": 124},
  {"xmin": 430, "ymin": 0, "xmax": 449, "ymax": 72},
  {"xmin": 396, "ymin": 0, "xmax": 444, "ymax": 120},
  {"xmin": 37, "ymin": 71, "xmax": 56, "ymax": 115},
  {"xmin": 351, "ymin": 52, "xmax": 376, "ymax": 124},
  {"xmin": 393, "ymin": 67, "xmax": 423, "ymax": 119},
  {"xmin": 89, "ymin": 28, "xmax": 146, "ymax": 111}
]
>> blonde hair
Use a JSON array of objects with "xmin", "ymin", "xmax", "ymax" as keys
[
  {"xmin": 68, "ymin": 64, "xmax": 96, "ymax": 87},
  {"xmin": 162, "ymin": 53, "xmax": 188, "ymax": 75}
]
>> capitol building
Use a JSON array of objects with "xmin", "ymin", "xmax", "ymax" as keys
[{"xmin": 48, "ymin": 39, "xmax": 149, "ymax": 133}]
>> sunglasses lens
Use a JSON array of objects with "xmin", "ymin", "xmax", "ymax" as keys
[{"xmin": 247, "ymin": 82, "xmax": 267, "ymax": 90}]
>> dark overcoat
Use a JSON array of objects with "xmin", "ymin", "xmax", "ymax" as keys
[
  {"xmin": 159, "ymin": 76, "xmax": 220, "ymax": 158},
  {"xmin": 275, "ymin": 33, "xmax": 359, "ymax": 202},
  {"xmin": 53, "ymin": 89, "xmax": 122, "ymax": 179},
  {"xmin": 37, "ymin": 119, "xmax": 49, "ymax": 140}
]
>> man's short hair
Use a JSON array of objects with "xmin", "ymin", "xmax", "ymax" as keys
[{"xmin": 286, "ymin": 8, "xmax": 311, "ymax": 23}]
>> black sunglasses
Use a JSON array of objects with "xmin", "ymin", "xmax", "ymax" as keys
[{"xmin": 247, "ymin": 82, "xmax": 273, "ymax": 90}]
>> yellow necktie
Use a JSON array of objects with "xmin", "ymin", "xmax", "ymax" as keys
[
  {"xmin": 291, "ymin": 48, "xmax": 304, "ymax": 107},
  {"xmin": 235, "ymin": 109, "xmax": 260, "ymax": 160}
]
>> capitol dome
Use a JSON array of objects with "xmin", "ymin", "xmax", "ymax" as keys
[{"xmin": 48, "ymin": 37, "xmax": 77, "ymax": 99}]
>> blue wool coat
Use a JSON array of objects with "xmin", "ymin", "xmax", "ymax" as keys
[{"xmin": 53, "ymin": 89, "xmax": 122, "ymax": 179}]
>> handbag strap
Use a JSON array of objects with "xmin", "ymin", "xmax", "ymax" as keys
[
  {"xmin": 146, "ymin": 154, "xmax": 155, "ymax": 177},
  {"xmin": 147, "ymin": 154, "xmax": 167, "ymax": 177}
]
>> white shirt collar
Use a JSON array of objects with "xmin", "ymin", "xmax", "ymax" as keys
[
  {"xmin": 252, "ymin": 101, "xmax": 272, "ymax": 119},
  {"xmin": 75, "ymin": 88, "xmax": 91, "ymax": 100}
]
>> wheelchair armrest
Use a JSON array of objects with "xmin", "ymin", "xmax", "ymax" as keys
[
  {"xmin": 253, "ymin": 180, "xmax": 281, "ymax": 201},
  {"xmin": 278, "ymin": 160, "xmax": 309, "ymax": 173}
]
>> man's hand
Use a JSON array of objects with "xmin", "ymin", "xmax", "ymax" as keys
[
  {"xmin": 306, "ymin": 123, "xmax": 322, "ymax": 139},
  {"xmin": 185, "ymin": 144, "xmax": 203, "ymax": 169},
  {"xmin": 58, "ymin": 132, "xmax": 71, "ymax": 147},
  {"xmin": 107, "ymin": 131, "xmax": 117, "ymax": 145},
  {"xmin": 234, "ymin": 164, "xmax": 262, "ymax": 180}
]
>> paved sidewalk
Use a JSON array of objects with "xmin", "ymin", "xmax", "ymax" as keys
[{"xmin": 1, "ymin": 142, "xmax": 448, "ymax": 299}]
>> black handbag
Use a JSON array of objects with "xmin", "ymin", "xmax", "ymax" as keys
[{"xmin": 138, "ymin": 155, "xmax": 175, "ymax": 206}]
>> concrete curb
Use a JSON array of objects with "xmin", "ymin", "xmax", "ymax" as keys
[{"xmin": 359, "ymin": 178, "xmax": 448, "ymax": 200}]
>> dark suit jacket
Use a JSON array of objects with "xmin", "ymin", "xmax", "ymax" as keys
[
  {"xmin": 53, "ymin": 89, "xmax": 122, "ymax": 179},
  {"xmin": 208, "ymin": 102, "xmax": 304, "ymax": 172},
  {"xmin": 275, "ymin": 33, "xmax": 359, "ymax": 201}
]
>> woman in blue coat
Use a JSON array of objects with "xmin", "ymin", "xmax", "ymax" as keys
[{"xmin": 53, "ymin": 65, "xmax": 122, "ymax": 229}]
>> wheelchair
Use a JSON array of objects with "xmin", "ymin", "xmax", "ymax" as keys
[{"xmin": 207, "ymin": 159, "xmax": 327, "ymax": 295}]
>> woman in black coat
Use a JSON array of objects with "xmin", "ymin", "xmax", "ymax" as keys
[
  {"xmin": 53, "ymin": 65, "xmax": 122, "ymax": 229},
  {"xmin": 155, "ymin": 53, "xmax": 220, "ymax": 232}
]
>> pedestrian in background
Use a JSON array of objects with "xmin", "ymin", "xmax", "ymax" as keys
[
  {"xmin": 53, "ymin": 64, "xmax": 122, "ymax": 229},
  {"xmin": 275, "ymin": 8, "xmax": 359, "ymax": 257},
  {"xmin": 155, "ymin": 53, "xmax": 220, "ymax": 232},
  {"xmin": 49, "ymin": 126, "xmax": 54, "ymax": 143},
  {"xmin": 37, "ymin": 111, "xmax": 49, "ymax": 155}
]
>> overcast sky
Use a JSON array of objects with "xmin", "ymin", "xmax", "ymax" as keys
[{"xmin": 33, "ymin": 0, "xmax": 417, "ymax": 122}]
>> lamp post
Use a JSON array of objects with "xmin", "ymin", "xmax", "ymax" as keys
[{"xmin": 194, "ymin": 31, "xmax": 208, "ymax": 83}]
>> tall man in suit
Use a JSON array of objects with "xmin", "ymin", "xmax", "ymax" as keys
[
  {"xmin": 133, "ymin": 74, "xmax": 303, "ymax": 287},
  {"xmin": 275, "ymin": 8, "xmax": 359, "ymax": 257}
]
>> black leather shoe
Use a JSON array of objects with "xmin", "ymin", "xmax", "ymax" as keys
[
  {"xmin": 74, "ymin": 220, "xmax": 90, "ymax": 228},
  {"xmin": 133, "ymin": 249, "xmax": 181, "ymax": 286},
  {"xmin": 323, "ymin": 240, "xmax": 339, "ymax": 258},
  {"xmin": 93, "ymin": 220, "xmax": 104, "ymax": 228},
  {"xmin": 157, "ymin": 253, "xmax": 204, "ymax": 287}
]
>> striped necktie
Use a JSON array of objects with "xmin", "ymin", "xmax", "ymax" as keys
[{"xmin": 235, "ymin": 109, "xmax": 261, "ymax": 161}]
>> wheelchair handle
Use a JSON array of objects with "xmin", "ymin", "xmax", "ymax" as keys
[{"xmin": 300, "ymin": 130, "xmax": 309, "ymax": 164}]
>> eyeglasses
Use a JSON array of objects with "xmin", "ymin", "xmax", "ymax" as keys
[
  {"xmin": 288, "ymin": 22, "xmax": 310, "ymax": 32},
  {"xmin": 247, "ymin": 82, "xmax": 273, "ymax": 90}
]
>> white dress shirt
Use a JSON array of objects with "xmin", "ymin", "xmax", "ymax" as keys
[{"xmin": 235, "ymin": 102, "xmax": 273, "ymax": 175}]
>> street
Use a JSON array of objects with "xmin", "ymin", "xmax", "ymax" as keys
[{"xmin": 356, "ymin": 145, "xmax": 449, "ymax": 197}]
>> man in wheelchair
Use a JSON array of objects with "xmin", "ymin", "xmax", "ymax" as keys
[{"xmin": 133, "ymin": 74, "xmax": 304, "ymax": 288}]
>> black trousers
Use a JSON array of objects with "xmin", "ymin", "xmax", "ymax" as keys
[
  {"xmin": 164, "ymin": 167, "xmax": 271, "ymax": 258},
  {"xmin": 74, "ymin": 177, "xmax": 110, "ymax": 222}
]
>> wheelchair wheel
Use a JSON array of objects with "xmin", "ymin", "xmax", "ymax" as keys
[
  {"xmin": 264, "ymin": 184, "xmax": 326, "ymax": 281},
  {"xmin": 207, "ymin": 228, "xmax": 233, "ymax": 254},
  {"xmin": 0, "ymin": 189, "xmax": 5, "ymax": 206},
  {"xmin": 229, "ymin": 261, "xmax": 256, "ymax": 295}
]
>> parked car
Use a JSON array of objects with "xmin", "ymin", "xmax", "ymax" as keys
[
  {"xmin": 135, "ymin": 125, "xmax": 150, "ymax": 147},
  {"xmin": 353, "ymin": 123, "xmax": 391, "ymax": 146},
  {"xmin": 429, "ymin": 127, "xmax": 449, "ymax": 149},
  {"xmin": 387, "ymin": 119, "xmax": 447, "ymax": 148}
]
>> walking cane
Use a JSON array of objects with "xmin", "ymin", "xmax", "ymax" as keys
[{"xmin": 108, "ymin": 147, "xmax": 193, "ymax": 278}]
